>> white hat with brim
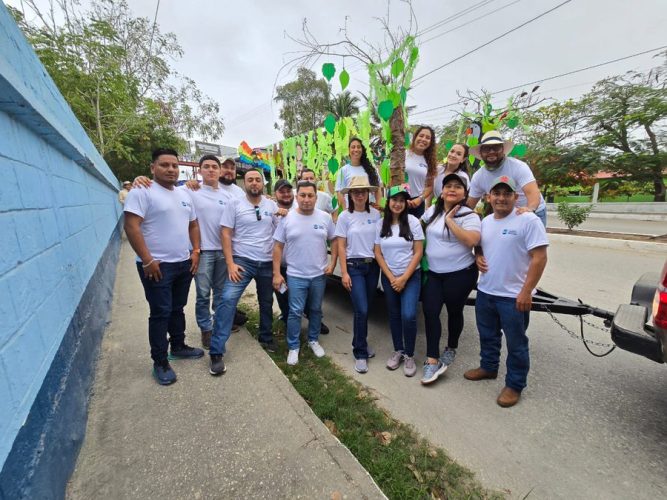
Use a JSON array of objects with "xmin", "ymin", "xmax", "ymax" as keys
[
  {"xmin": 469, "ymin": 131, "xmax": 514, "ymax": 157},
  {"xmin": 340, "ymin": 175, "xmax": 379, "ymax": 194}
]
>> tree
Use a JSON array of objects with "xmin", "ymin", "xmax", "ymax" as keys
[
  {"xmin": 9, "ymin": 0, "xmax": 223, "ymax": 180},
  {"xmin": 328, "ymin": 91, "xmax": 360, "ymax": 119},
  {"xmin": 274, "ymin": 67, "xmax": 331, "ymax": 137},
  {"xmin": 581, "ymin": 53, "xmax": 667, "ymax": 201}
]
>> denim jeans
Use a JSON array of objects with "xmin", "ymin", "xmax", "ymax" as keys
[
  {"xmin": 347, "ymin": 260, "xmax": 380, "ymax": 359},
  {"xmin": 210, "ymin": 256, "xmax": 274, "ymax": 356},
  {"xmin": 137, "ymin": 260, "xmax": 193, "ymax": 363},
  {"xmin": 381, "ymin": 270, "xmax": 421, "ymax": 357},
  {"xmin": 475, "ymin": 290, "xmax": 531, "ymax": 392},
  {"xmin": 534, "ymin": 207, "xmax": 547, "ymax": 227},
  {"xmin": 194, "ymin": 250, "xmax": 226, "ymax": 332},
  {"xmin": 286, "ymin": 274, "xmax": 327, "ymax": 351}
]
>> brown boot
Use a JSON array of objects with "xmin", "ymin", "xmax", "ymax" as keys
[
  {"xmin": 497, "ymin": 387, "xmax": 521, "ymax": 408},
  {"xmin": 201, "ymin": 330, "xmax": 211, "ymax": 350},
  {"xmin": 463, "ymin": 367, "xmax": 498, "ymax": 381}
]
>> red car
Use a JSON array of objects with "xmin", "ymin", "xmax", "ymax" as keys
[{"xmin": 611, "ymin": 261, "xmax": 667, "ymax": 364}]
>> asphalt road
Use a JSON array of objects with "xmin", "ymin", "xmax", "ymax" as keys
[
  {"xmin": 317, "ymin": 238, "xmax": 667, "ymax": 499},
  {"xmin": 547, "ymin": 214, "xmax": 667, "ymax": 236}
]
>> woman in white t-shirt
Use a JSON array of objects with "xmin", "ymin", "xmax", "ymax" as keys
[
  {"xmin": 335, "ymin": 176, "xmax": 382, "ymax": 374},
  {"xmin": 430, "ymin": 143, "xmax": 471, "ymax": 206},
  {"xmin": 420, "ymin": 172, "xmax": 481, "ymax": 386},
  {"xmin": 374, "ymin": 184, "xmax": 424, "ymax": 378},
  {"xmin": 335, "ymin": 137, "xmax": 382, "ymax": 210},
  {"xmin": 405, "ymin": 125, "xmax": 438, "ymax": 218}
]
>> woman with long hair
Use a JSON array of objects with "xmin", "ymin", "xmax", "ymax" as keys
[
  {"xmin": 430, "ymin": 143, "xmax": 471, "ymax": 206},
  {"xmin": 420, "ymin": 172, "xmax": 481, "ymax": 385},
  {"xmin": 335, "ymin": 176, "xmax": 382, "ymax": 374},
  {"xmin": 405, "ymin": 125, "xmax": 438, "ymax": 218},
  {"xmin": 374, "ymin": 185, "xmax": 424, "ymax": 377},
  {"xmin": 335, "ymin": 137, "xmax": 382, "ymax": 210}
]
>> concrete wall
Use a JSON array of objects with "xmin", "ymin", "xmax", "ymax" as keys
[{"xmin": 0, "ymin": 3, "xmax": 122, "ymax": 498}]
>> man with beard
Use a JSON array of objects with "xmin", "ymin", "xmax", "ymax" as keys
[
  {"xmin": 209, "ymin": 169, "xmax": 279, "ymax": 375},
  {"xmin": 124, "ymin": 148, "xmax": 204, "ymax": 385},
  {"xmin": 466, "ymin": 131, "xmax": 547, "ymax": 226},
  {"xmin": 465, "ymin": 176, "xmax": 548, "ymax": 407}
]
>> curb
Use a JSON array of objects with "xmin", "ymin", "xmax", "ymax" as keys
[{"xmin": 548, "ymin": 232, "xmax": 667, "ymax": 252}]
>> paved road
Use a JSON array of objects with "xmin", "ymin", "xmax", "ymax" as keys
[
  {"xmin": 547, "ymin": 214, "xmax": 667, "ymax": 236},
  {"xmin": 318, "ymin": 239, "xmax": 666, "ymax": 499}
]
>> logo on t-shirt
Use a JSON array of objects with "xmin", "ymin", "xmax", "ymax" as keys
[
  {"xmin": 367, "ymin": 219, "xmax": 373, "ymax": 224},
  {"xmin": 181, "ymin": 201, "xmax": 191, "ymax": 208},
  {"xmin": 502, "ymin": 228, "xmax": 518, "ymax": 236},
  {"xmin": 218, "ymin": 200, "xmax": 225, "ymax": 205},
  {"xmin": 313, "ymin": 224, "xmax": 324, "ymax": 230}
]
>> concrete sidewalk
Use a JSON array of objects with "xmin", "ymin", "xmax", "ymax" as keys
[{"xmin": 67, "ymin": 241, "xmax": 384, "ymax": 499}]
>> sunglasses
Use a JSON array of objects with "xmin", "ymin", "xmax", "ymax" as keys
[{"xmin": 254, "ymin": 206, "xmax": 262, "ymax": 221}]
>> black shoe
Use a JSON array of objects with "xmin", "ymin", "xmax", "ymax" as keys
[
  {"xmin": 153, "ymin": 361, "xmax": 177, "ymax": 385},
  {"xmin": 234, "ymin": 310, "xmax": 248, "ymax": 326},
  {"xmin": 320, "ymin": 322, "xmax": 330, "ymax": 335},
  {"xmin": 260, "ymin": 339, "xmax": 279, "ymax": 353},
  {"xmin": 170, "ymin": 344, "xmax": 205, "ymax": 359},
  {"xmin": 209, "ymin": 354, "xmax": 226, "ymax": 376},
  {"xmin": 201, "ymin": 330, "xmax": 211, "ymax": 350}
]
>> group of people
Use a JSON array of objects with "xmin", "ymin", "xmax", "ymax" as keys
[{"xmin": 123, "ymin": 129, "xmax": 548, "ymax": 408}]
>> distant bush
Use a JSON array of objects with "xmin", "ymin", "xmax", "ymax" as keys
[{"xmin": 556, "ymin": 202, "xmax": 593, "ymax": 230}]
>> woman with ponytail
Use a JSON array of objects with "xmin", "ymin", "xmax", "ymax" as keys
[
  {"xmin": 405, "ymin": 125, "xmax": 438, "ymax": 218},
  {"xmin": 335, "ymin": 137, "xmax": 382, "ymax": 209}
]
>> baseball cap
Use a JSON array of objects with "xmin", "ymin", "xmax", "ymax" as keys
[
  {"xmin": 274, "ymin": 179, "xmax": 293, "ymax": 191},
  {"xmin": 441, "ymin": 172, "xmax": 469, "ymax": 190},
  {"xmin": 489, "ymin": 175, "xmax": 517, "ymax": 192}
]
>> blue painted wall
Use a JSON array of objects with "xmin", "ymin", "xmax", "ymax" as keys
[{"xmin": 0, "ymin": 2, "xmax": 122, "ymax": 497}]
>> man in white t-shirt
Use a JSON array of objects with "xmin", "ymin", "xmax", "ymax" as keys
[
  {"xmin": 467, "ymin": 131, "xmax": 547, "ymax": 226},
  {"xmin": 209, "ymin": 169, "xmax": 279, "ymax": 376},
  {"xmin": 299, "ymin": 168, "xmax": 336, "ymax": 221},
  {"xmin": 124, "ymin": 148, "xmax": 205, "ymax": 386},
  {"xmin": 465, "ymin": 175, "xmax": 548, "ymax": 408},
  {"xmin": 273, "ymin": 181, "xmax": 337, "ymax": 366}
]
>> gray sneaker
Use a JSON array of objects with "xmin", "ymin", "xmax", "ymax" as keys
[
  {"xmin": 386, "ymin": 351, "xmax": 403, "ymax": 370},
  {"xmin": 421, "ymin": 361, "xmax": 446, "ymax": 385},
  {"xmin": 354, "ymin": 358, "xmax": 368, "ymax": 373},
  {"xmin": 440, "ymin": 348, "xmax": 457, "ymax": 367},
  {"xmin": 403, "ymin": 356, "xmax": 417, "ymax": 377}
]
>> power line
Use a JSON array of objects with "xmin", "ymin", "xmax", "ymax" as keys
[
  {"xmin": 417, "ymin": 0, "xmax": 496, "ymax": 37},
  {"xmin": 412, "ymin": 0, "xmax": 573, "ymax": 83},
  {"xmin": 412, "ymin": 45, "xmax": 667, "ymax": 116}
]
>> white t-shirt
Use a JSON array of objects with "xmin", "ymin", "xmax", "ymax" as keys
[
  {"xmin": 273, "ymin": 209, "xmax": 336, "ymax": 279},
  {"xmin": 335, "ymin": 207, "xmax": 381, "ymax": 259},
  {"xmin": 220, "ymin": 182, "xmax": 245, "ymax": 200},
  {"xmin": 187, "ymin": 184, "xmax": 237, "ymax": 251},
  {"xmin": 405, "ymin": 150, "xmax": 429, "ymax": 197},
  {"xmin": 477, "ymin": 211, "xmax": 549, "ymax": 298},
  {"xmin": 220, "ymin": 196, "xmax": 278, "ymax": 262},
  {"xmin": 316, "ymin": 191, "xmax": 334, "ymax": 213},
  {"xmin": 421, "ymin": 206, "xmax": 481, "ymax": 273},
  {"xmin": 124, "ymin": 182, "xmax": 196, "ymax": 263},
  {"xmin": 334, "ymin": 164, "xmax": 382, "ymax": 207},
  {"xmin": 375, "ymin": 215, "xmax": 424, "ymax": 276},
  {"xmin": 468, "ymin": 156, "xmax": 546, "ymax": 211},
  {"xmin": 433, "ymin": 166, "xmax": 470, "ymax": 200}
]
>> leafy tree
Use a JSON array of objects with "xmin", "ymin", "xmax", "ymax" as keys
[
  {"xmin": 274, "ymin": 67, "xmax": 331, "ymax": 137},
  {"xmin": 557, "ymin": 202, "xmax": 592, "ymax": 230},
  {"xmin": 328, "ymin": 91, "xmax": 360, "ymax": 119}
]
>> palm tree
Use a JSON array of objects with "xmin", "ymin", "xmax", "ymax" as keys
[{"xmin": 328, "ymin": 91, "xmax": 360, "ymax": 119}]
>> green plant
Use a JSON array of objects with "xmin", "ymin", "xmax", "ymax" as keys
[{"xmin": 556, "ymin": 202, "xmax": 593, "ymax": 230}]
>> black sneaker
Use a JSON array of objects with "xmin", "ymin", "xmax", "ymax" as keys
[
  {"xmin": 153, "ymin": 361, "xmax": 177, "ymax": 385},
  {"xmin": 170, "ymin": 344, "xmax": 205, "ymax": 359},
  {"xmin": 320, "ymin": 321, "xmax": 330, "ymax": 335},
  {"xmin": 234, "ymin": 310, "xmax": 248, "ymax": 326},
  {"xmin": 209, "ymin": 354, "xmax": 226, "ymax": 376},
  {"xmin": 260, "ymin": 339, "xmax": 279, "ymax": 353}
]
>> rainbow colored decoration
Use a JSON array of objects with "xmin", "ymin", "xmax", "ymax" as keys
[{"xmin": 238, "ymin": 141, "xmax": 272, "ymax": 172}]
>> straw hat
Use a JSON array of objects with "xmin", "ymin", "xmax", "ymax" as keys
[
  {"xmin": 469, "ymin": 131, "xmax": 514, "ymax": 157},
  {"xmin": 340, "ymin": 176, "xmax": 378, "ymax": 194}
]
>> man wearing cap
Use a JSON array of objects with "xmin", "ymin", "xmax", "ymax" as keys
[
  {"xmin": 467, "ymin": 131, "xmax": 547, "ymax": 226},
  {"xmin": 119, "ymin": 181, "xmax": 132, "ymax": 204},
  {"xmin": 272, "ymin": 181, "xmax": 337, "ymax": 366},
  {"xmin": 209, "ymin": 169, "xmax": 280, "ymax": 375},
  {"xmin": 464, "ymin": 175, "xmax": 548, "ymax": 407}
]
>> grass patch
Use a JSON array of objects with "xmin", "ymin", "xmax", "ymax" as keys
[{"xmin": 238, "ymin": 303, "xmax": 503, "ymax": 500}]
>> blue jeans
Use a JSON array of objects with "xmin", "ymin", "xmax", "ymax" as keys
[
  {"xmin": 194, "ymin": 250, "xmax": 226, "ymax": 332},
  {"xmin": 534, "ymin": 207, "xmax": 547, "ymax": 227},
  {"xmin": 136, "ymin": 260, "xmax": 193, "ymax": 363},
  {"xmin": 286, "ymin": 275, "xmax": 327, "ymax": 351},
  {"xmin": 475, "ymin": 290, "xmax": 530, "ymax": 392},
  {"xmin": 381, "ymin": 270, "xmax": 421, "ymax": 357},
  {"xmin": 347, "ymin": 260, "xmax": 380, "ymax": 359},
  {"xmin": 211, "ymin": 256, "xmax": 274, "ymax": 356}
]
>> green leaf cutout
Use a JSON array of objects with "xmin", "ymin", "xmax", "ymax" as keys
[
  {"xmin": 377, "ymin": 100, "xmax": 394, "ymax": 121},
  {"xmin": 339, "ymin": 69, "xmax": 350, "ymax": 90},
  {"xmin": 324, "ymin": 113, "xmax": 336, "ymax": 134},
  {"xmin": 322, "ymin": 63, "xmax": 336, "ymax": 81},
  {"xmin": 391, "ymin": 58, "xmax": 405, "ymax": 78},
  {"xmin": 328, "ymin": 157, "xmax": 340, "ymax": 174}
]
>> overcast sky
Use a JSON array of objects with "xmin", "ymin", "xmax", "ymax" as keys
[{"xmin": 8, "ymin": 0, "xmax": 667, "ymax": 148}]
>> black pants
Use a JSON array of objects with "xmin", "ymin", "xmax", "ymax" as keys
[
  {"xmin": 137, "ymin": 260, "xmax": 193, "ymax": 363},
  {"xmin": 422, "ymin": 265, "xmax": 478, "ymax": 358}
]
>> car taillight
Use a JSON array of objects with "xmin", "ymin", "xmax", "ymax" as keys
[{"xmin": 653, "ymin": 263, "xmax": 667, "ymax": 329}]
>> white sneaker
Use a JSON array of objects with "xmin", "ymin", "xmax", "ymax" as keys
[
  {"xmin": 287, "ymin": 349, "xmax": 299, "ymax": 365},
  {"xmin": 308, "ymin": 340, "xmax": 325, "ymax": 358}
]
